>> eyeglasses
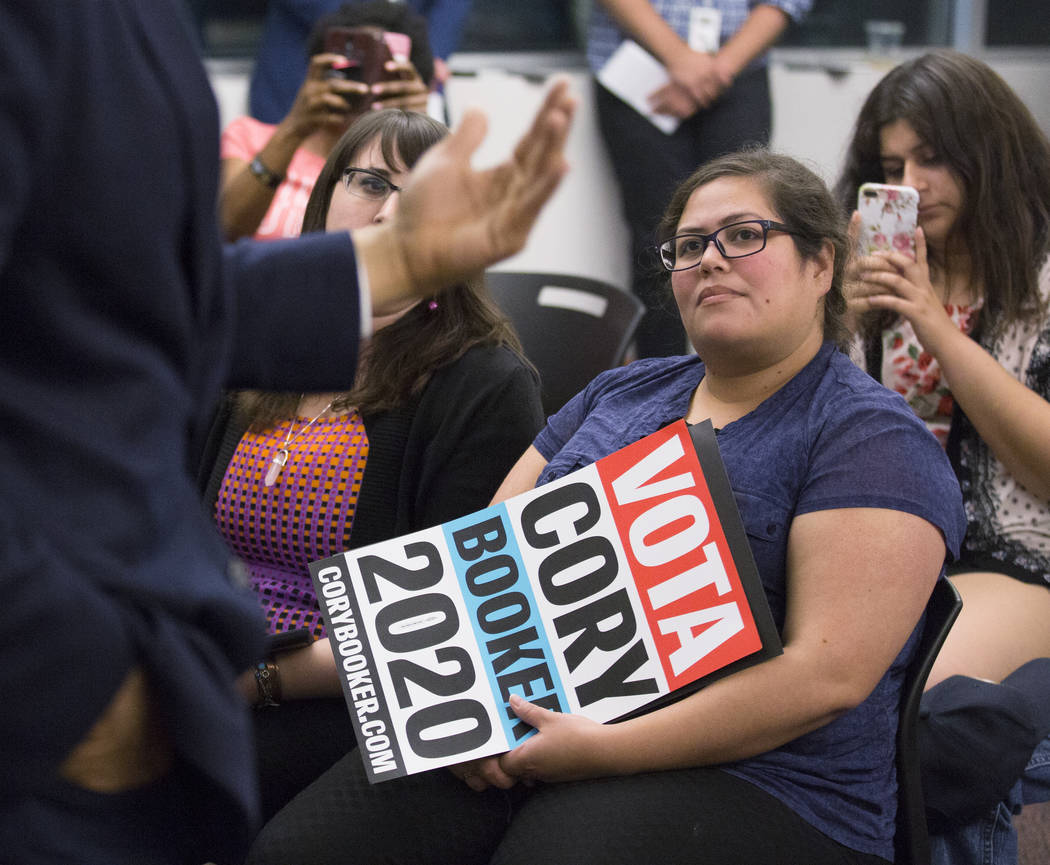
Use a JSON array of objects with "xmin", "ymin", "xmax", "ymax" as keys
[
  {"xmin": 341, "ymin": 167, "xmax": 402, "ymax": 202},
  {"xmin": 658, "ymin": 219, "xmax": 797, "ymax": 272}
]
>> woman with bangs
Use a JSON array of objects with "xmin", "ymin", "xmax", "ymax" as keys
[{"xmin": 199, "ymin": 108, "xmax": 543, "ymax": 822}]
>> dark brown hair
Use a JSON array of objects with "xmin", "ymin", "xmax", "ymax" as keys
[
  {"xmin": 835, "ymin": 50, "xmax": 1050, "ymax": 338},
  {"xmin": 658, "ymin": 148, "xmax": 851, "ymax": 350},
  {"xmin": 242, "ymin": 110, "xmax": 525, "ymax": 429}
]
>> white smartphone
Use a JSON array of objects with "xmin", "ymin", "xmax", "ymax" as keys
[{"xmin": 856, "ymin": 182, "xmax": 919, "ymax": 259}]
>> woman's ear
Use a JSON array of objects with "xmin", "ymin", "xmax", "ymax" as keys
[{"xmin": 808, "ymin": 239, "xmax": 835, "ymax": 298}]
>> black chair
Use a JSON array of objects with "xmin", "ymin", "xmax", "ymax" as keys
[
  {"xmin": 895, "ymin": 578, "xmax": 964, "ymax": 865},
  {"xmin": 484, "ymin": 271, "xmax": 645, "ymax": 417}
]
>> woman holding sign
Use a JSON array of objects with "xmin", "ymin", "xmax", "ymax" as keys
[
  {"xmin": 246, "ymin": 151, "xmax": 964, "ymax": 865},
  {"xmin": 201, "ymin": 109, "xmax": 543, "ymax": 822}
]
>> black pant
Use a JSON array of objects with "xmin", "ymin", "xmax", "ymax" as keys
[
  {"xmin": 246, "ymin": 750, "xmax": 890, "ymax": 865},
  {"xmin": 253, "ymin": 696, "xmax": 358, "ymax": 822},
  {"xmin": 595, "ymin": 65, "xmax": 772, "ymax": 358}
]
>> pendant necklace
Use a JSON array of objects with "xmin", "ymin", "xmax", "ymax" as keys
[{"xmin": 263, "ymin": 395, "xmax": 335, "ymax": 487}]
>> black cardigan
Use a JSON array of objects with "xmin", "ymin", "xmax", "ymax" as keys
[{"xmin": 199, "ymin": 344, "xmax": 544, "ymax": 550}]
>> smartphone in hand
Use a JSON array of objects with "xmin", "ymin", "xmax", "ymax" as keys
[
  {"xmin": 856, "ymin": 183, "xmax": 919, "ymax": 259},
  {"xmin": 323, "ymin": 26, "xmax": 407, "ymax": 87}
]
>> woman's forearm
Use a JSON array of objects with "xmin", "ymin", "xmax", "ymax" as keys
[
  {"xmin": 927, "ymin": 323, "xmax": 1050, "ymax": 500},
  {"xmin": 273, "ymin": 638, "xmax": 342, "ymax": 700},
  {"xmin": 219, "ymin": 124, "xmax": 306, "ymax": 241}
]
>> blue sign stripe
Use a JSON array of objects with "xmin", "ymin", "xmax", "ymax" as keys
[{"xmin": 442, "ymin": 503, "xmax": 568, "ymax": 746}]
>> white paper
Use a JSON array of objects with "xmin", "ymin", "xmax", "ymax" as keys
[{"xmin": 597, "ymin": 40, "xmax": 680, "ymax": 135}]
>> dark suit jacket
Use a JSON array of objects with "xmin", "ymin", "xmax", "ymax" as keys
[{"xmin": 0, "ymin": 1, "xmax": 367, "ymax": 854}]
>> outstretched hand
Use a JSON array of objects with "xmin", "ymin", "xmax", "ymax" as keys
[{"xmin": 353, "ymin": 79, "xmax": 576, "ymax": 313}]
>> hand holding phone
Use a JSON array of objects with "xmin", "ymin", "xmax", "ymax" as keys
[
  {"xmin": 323, "ymin": 26, "xmax": 407, "ymax": 88},
  {"xmin": 856, "ymin": 183, "xmax": 919, "ymax": 259}
]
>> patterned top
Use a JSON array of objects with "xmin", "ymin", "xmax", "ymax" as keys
[
  {"xmin": 953, "ymin": 260, "xmax": 1050, "ymax": 579},
  {"xmin": 586, "ymin": 0, "xmax": 813, "ymax": 73},
  {"xmin": 214, "ymin": 411, "xmax": 369, "ymax": 636},
  {"xmin": 867, "ymin": 257, "xmax": 1050, "ymax": 581},
  {"xmin": 882, "ymin": 303, "xmax": 980, "ymax": 447}
]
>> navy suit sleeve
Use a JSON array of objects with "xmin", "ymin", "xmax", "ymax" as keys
[
  {"xmin": 0, "ymin": 4, "xmax": 54, "ymax": 271},
  {"xmin": 0, "ymin": 4, "xmax": 142, "ymax": 792},
  {"xmin": 223, "ymin": 232, "xmax": 362, "ymax": 391}
]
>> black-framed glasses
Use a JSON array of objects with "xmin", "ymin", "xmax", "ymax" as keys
[
  {"xmin": 341, "ymin": 167, "xmax": 402, "ymax": 202},
  {"xmin": 658, "ymin": 219, "xmax": 797, "ymax": 272}
]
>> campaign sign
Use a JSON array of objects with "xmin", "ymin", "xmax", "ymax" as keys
[{"xmin": 309, "ymin": 420, "xmax": 781, "ymax": 783}]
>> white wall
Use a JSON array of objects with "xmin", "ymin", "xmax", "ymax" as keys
[
  {"xmin": 207, "ymin": 49, "xmax": 1050, "ymax": 289},
  {"xmin": 768, "ymin": 48, "xmax": 1050, "ymax": 184}
]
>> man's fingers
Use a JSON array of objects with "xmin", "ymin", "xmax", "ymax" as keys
[
  {"xmin": 511, "ymin": 79, "xmax": 574, "ymax": 174},
  {"xmin": 443, "ymin": 107, "xmax": 490, "ymax": 166}
]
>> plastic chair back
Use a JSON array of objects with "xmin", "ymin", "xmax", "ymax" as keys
[
  {"xmin": 485, "ymin": 271, "xmax": 644, "ymax": 417},
  {"xmin": 895, "ymin": 578, "xmax": 963, "ymax": 864}
]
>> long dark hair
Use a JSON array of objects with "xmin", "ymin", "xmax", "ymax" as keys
[
  {"xmin": 835, "ymin": 50, "xmax": 1050, "ymax": 339},
  {"xmin": 242, "ymin": 110, "xmax": 525, "ymax": 429},
  {"xmin": 658, "ymin": 148, "xmax": 851, "ymax": 350}
]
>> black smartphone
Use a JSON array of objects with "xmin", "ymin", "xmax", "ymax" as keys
[{"xmin": 265, "ymin": 627, "xmax": 314, "ymax": 656}]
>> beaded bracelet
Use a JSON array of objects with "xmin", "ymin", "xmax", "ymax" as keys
[{"xmin": 254, "ymin": 660, "xmax": 281, "ymax": 708}]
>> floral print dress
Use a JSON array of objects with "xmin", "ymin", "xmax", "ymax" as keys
[{"xmin": 881, "ymin": 303, "xmax": 980, "ymax": 448}]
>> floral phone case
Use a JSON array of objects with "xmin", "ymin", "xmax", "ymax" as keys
[{"xmin": 857, "ymin": 183, "xmax": 919, "ymax": 259}]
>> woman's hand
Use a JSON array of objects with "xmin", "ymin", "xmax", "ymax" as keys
[
  {"xmin": 284, "ymin": 53, "xmax": 367, "ymax": 139},
  {"xmin": 647, "ymin": 81, "xmax": 699, "ymax": 119},
  {"xmin": 449, "ymin": 754, "xmax": 518, "ymax": 792},
  {"xmin": 848, "ymin": 226, "xmax": 958, "ymax": 356},
  {"xmin": 498, "ymin": 694, "xmax": 614, "ymax": 783},
  {"xmin": 367, "ymin": 59, "xmax": 430, "ymax": 114}
]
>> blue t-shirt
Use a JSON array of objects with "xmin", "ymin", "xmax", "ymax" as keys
[{"xmin": 533, "ymin": 342, "xmax": 965, "ymax": 860}]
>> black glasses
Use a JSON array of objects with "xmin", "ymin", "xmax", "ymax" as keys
[
  {"xmin": 341, "ymin": 167, "xmax": 402, "ymax": 202},
  {"xmin": 658, "ymin": 219, "xmax": 797, "ymax": 272}
]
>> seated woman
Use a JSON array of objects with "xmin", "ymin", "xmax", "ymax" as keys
[
  {"xmin": 836, "ymin": 50, "xmax": 1050, "ymax": 690},
  {"xmin": 199, "ymin": 108, "xmax": 544, "ymax": 820},
  {"xmin": 835, "ymin": 50, "xmax": 1050, "ymax": 865},
  {"xmin": 245, "ymin": 150, "xmax": 965, "ymax": 865},
  {"xmin": 220, "ymin": 1, "xmax": 434, "ymax": 241}
]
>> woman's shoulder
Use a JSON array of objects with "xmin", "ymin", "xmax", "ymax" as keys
[
  {"xmin": 810, "ymin": 348, "xmax": 944, "ymax": 444},
  {"xmin": 436, "ymin": 342, "xmax": 538, "ymax": 383},
  {"xmin": 585, "ymin": 354, "xmax": 703, "ymax": 399},
  {"xmin": 220, "ymin": 115, "xmax": 276, "ymax": 152},
  {"xmin": 822, "ymin": 347, "xmax": 908, "ymax": 402},
  {"xmin": 419, "ymin": 344, "xmax": 543, "ymax": 416}
]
